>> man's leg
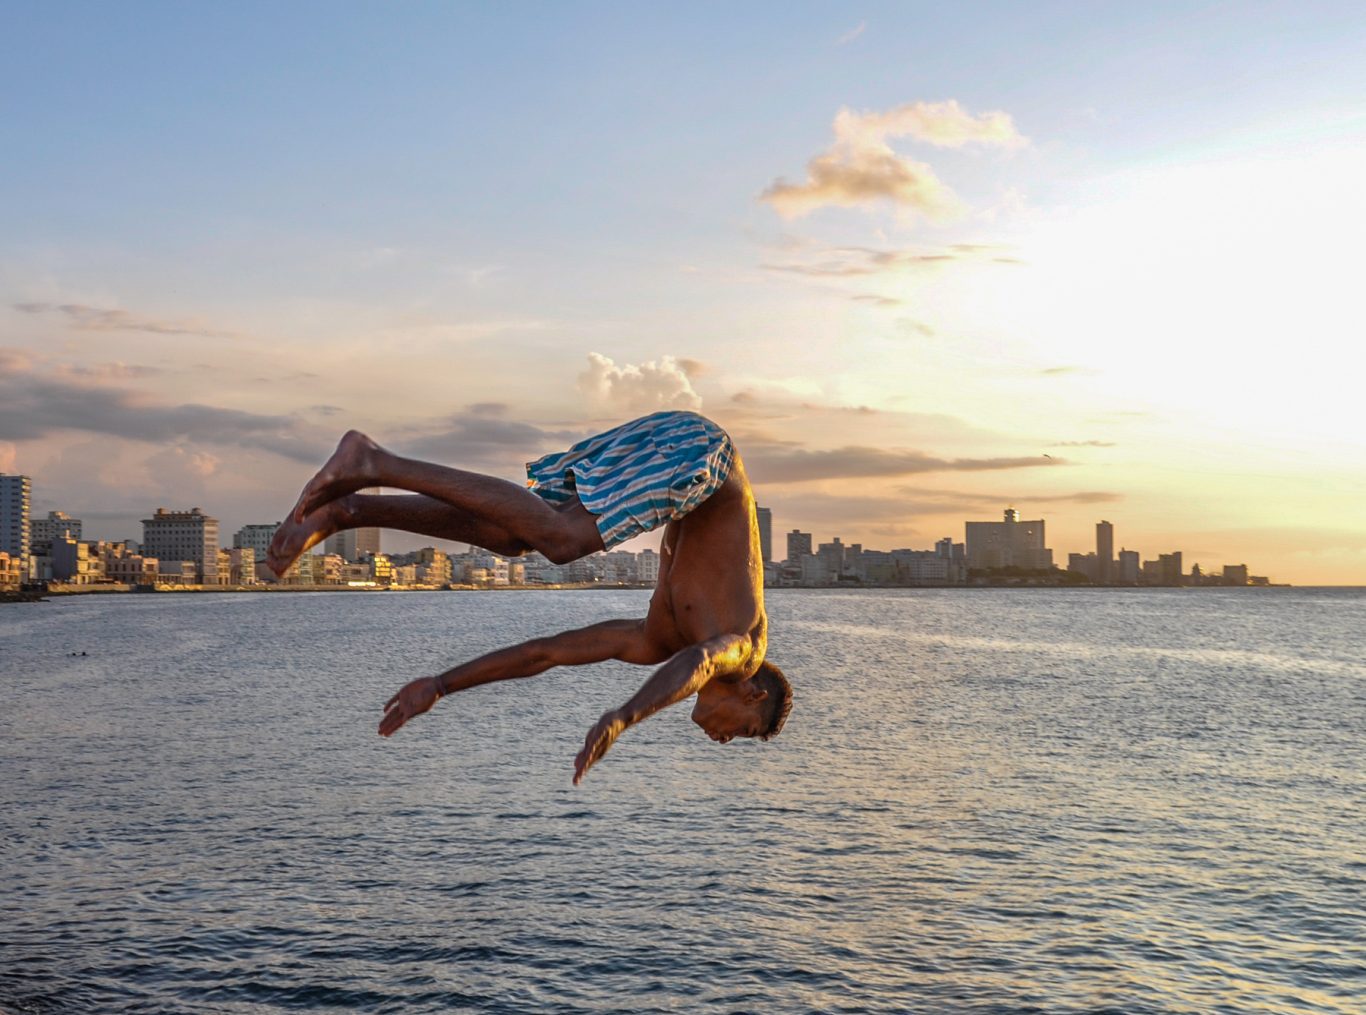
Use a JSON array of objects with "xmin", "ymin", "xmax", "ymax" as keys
[
  {"xmin": 267, "ymin": 493, "xmax": 535, "ymax": 575},
  {"xmin": 277, "ymin": 433, "xmax": 605, "ymax": 568}
]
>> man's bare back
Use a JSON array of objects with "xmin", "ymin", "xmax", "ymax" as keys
[{"xmin": 268, "ymin": 412, "xmax": 792, "ymax": 783}]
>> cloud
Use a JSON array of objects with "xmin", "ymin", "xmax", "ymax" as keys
[
  {"xmin": 0, "ymin": 347, "xmax": 34, "ymax": 372},
  {"xmin": 764, "ymin": 243, "xmax": 1017, "ymax": 278},
  {"xmin": 743, "ymin": 443, "xmax": 1062, "ymax": 484},
  {"xmin": 0, "ymin": 356, "xmax": 319, "ymax": 461},
  {"xmin": 13, "ymin": 302, "xmax": 237, "ymax": 339},
  {"xmin": 1053, "ymin": 440, "xmax": 1117, "ymax": 448},
  {"xmin": 835, "ymin": 21, "xmax": 866, "ymax": 45},
  {"xmin": 395, "ymin": 412, "xmax": 582, "ymax": 469},
  {"xmin": 578, "ymin": 352, "xmax": 702, "ymax": 413},
  {"xmin": 851, "ymin": 294, "xmax": 902, "ymax": 307},
  {"xmin": 761, "ymin": 100, "xmax": 1025, "ymax": 219},
  {"xmin": 0, "ymin": 440, "xmax": 14, "ymax": 471},
  {"xmin": 853, "ymin": 100, "xmax": 1026, "ymax": 150},
  {"xmin": 146, "ymin": 444, "xmax": 220, "ymax": 482},
  {"xmin": 53, "ymin": 361, "xmax": 162, "ymax": 382},
  {"xmin": 1040, "ymin": 365, "xmax": 1095, "ymax": 376}
]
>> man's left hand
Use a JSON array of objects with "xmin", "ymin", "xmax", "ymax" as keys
[
  {"xmin": 379, "ymin": 676, "xmax": 440, "ymax": 737},
  {"xmin": 574, "ymin": 710, "xmax": 626, "ymax": 784}
]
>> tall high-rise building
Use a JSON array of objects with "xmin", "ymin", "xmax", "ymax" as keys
[
  {"xmin": 785, "ymin": 529, "xmax": 812, "ymax": 564},
  {"xmin": 1096, "ymin": 520, "xmax": 1114, "ymax": 583},
  {"xmin": 1117, "ymin": 549, "xmax": 1140, "ymax": 584},
  {"xmin": 965, "ymin": 508, "xmax": 1053, "ymax": 571},
  {"xmin": 142, "ymin": 507, "xmax": 219, "ymax": 584},
  {"xmin": 755, "ymin": 506, "xmax": 772, "ymax": 563},
  {"xmin": 0, "ymin": 474, "xmax": 32, "ymax": 573}
]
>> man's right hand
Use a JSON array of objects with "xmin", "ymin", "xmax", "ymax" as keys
[{"xmin": 379, "ymin": 676, "xmax": 441, "ymax": 737}]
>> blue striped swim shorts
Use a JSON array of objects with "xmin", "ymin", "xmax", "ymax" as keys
[{"xmin": 526, "ymin": 411, "xmax": 736, "ymax": 550}]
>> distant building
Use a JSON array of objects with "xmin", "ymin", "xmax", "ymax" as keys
[
  {"xmin": 755, "ymin": 506, "xmax": 772, "ymax": 563},
  {"xmin": 1223, "ymin": 563, "xmax": 1249, "ymax": 586},
  {"xmin": 31, "ymin": 510, "xmax": 81, "ymax": 556},
  {"xmin": 324, "ymin": 527, "xmax": 381, "ymax": 564},
  {"xmin": 103, "ymin": 543, "xmax": 159, "ymax": 585},
  {"xmin": 637, "ymin": 548, "xmax": 660, "ymax": 584},
  {"xmin": 1159, "ymin": 552, "xmax": 1184, "ymax": 586},
  {"xmin": 0, "ymin": 474, "xmax": 32, "ymax": 576},
  {"xmin": 601, "ymin": 551, "xmax": 639, "ymax": 584},
  {"xmin": 1096, "ymin": 520, "xmax": 1114, "ymax": 583},
  {"xmin": 1068, "ymin": 552, "xmax": 1099, "ymax": 582},
  {"xmin": 0, "ymin": 551, "xmax": 23, "ymax": 590},
  {"xmin": 786, "ymin": 529, "xmax": 812, "ymax": 564},
  {"xmin": 52, "ymin": 537, "xmax": 103, "ymax": 584},
  {"xmin": 142, "ymin": 508, "xmax": 219, "ymax": 584},
  {"xmin": 965, "ymin": 508, "xmax": 1053, "ymax": 571},
  {"xmin": 233, "ymin": 523, "xmax": 280, "ymax": 560},
  {"xmin": 1117, "ymin": 549, "xmax": 1140, "ymax": 584},
  {"xmin": 817, "ymin": 538, "xmax": 847, "ymax": 578}
]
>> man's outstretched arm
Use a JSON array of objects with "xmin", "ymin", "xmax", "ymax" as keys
[
  {"xmin": 379, "ymin": 618, "xmax": 662, "ymax": 737},
  {"xmin": 573, "ymin": 632, "xmax": 752, "ymax": 784}
]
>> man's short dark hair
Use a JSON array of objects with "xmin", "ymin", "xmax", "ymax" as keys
[{"xmin": 753, "ymin": 660, "xmax": 792, "ymax": 741}]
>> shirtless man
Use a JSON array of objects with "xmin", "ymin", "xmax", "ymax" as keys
[{"xmin": 267, "ymin": 410, "xmax": 792, "ymax": 784}]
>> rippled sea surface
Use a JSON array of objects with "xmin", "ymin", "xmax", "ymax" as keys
[{"xmin": 2, "ymin": 588, "xmax": 1363, "ymax": 1014}]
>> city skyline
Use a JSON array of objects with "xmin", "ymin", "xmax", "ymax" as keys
[
  {"xmin": 3, "ymin": 472, "xmax": 1281, "ymax": 587},
  {"xmin": 3, "ymin": 6, "xmax": 1365, "ymax": 584}
]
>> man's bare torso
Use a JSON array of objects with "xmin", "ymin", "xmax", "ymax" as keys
[{"xmin": 642, "ymin": 459, "xmax": 767, "ymax": 677}]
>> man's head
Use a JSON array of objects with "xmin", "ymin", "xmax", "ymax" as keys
[{"xmin": 690, "ymin": 661, "xmax": 792, "ymax": 744}]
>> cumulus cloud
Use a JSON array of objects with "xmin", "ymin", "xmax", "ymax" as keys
[
  {"xmin": 743, "ymin": 444, "xmax": 1062, "ymax": 484},
  {"xmin": 13, "ymin": 302, "xmax": 237, "ymax": 339},
  {"xmin": 761, "ymin": 100, "xmax": 1025, "ymax": 219},
  {"xmin": 146, "ymin": 445, "xmax": 220, "ymax": 483},
  {"xmin": 578, "ymin": 353, "xmax": 702, "ymax": 413}
]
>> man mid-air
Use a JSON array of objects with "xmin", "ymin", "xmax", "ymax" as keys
[{"xmin": 268, "ymin": 410, "xmax": 792, "ymax": 783}]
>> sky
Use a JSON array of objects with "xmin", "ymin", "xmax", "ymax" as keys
[{"xmin": 3, "ymin": 1, "xmax": 1365, "ymax": 584}]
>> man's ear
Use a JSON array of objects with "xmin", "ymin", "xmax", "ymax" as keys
[{"xmin": 742, "ymin": 684, "xmax": 769, "ymax": 705}]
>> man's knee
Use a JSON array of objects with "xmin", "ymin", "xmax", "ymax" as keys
[{"xmin": 540, "ymin": 513, "xmax": 603, "ymax": 565}]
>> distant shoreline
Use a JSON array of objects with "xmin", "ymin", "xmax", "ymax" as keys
[{"xmin": 5, "ymin": 582, "xmax": 1320, "ymax": 606}]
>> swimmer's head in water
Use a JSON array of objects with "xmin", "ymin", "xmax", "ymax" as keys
[{"xmin": 691, "ymin": 661, "xmax": 792, "ymax": 744}]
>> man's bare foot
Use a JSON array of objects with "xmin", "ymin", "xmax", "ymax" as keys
[
  {"xmin": 267, "ymin": 497, "xmax": 352, "ymax": 576},
  {"xmin": 291, "ymin": 430, "xmax": 384, "ymax": 523}
]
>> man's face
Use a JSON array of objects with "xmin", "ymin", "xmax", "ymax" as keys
[{"xmin": 690, "ymin": 682, "xmax": 767, "ymax": 744}]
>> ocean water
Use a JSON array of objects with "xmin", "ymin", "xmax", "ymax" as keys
[{"xmin": 1, "ymin": 587, "xmax": 1362, "ymax": 1014}]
